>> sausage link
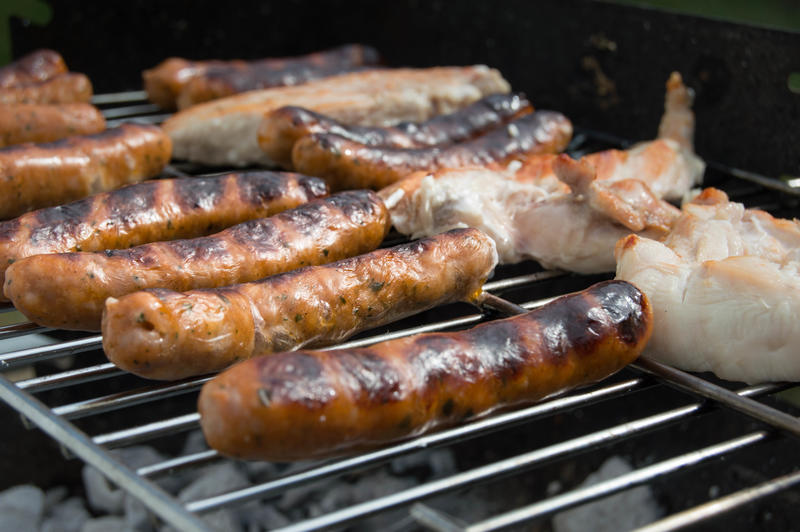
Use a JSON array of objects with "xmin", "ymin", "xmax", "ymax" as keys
[
  {"xmin": 198, "ymin": 280, "xmax": 652, "ymax": 461},
  {"xmin": 0, "ymin": 171, "xmax": 327, "ymax": 297},
  {"xmin": 144, "ymin": 44, "xmax": 381, "ymax": 110},
  {"xmin": 0, "ymin": 103, "xmax": 105, "ymax": 148},
  {"xmin": 0, "ymin": 50, "xmax": 67, "ymax": 87},
  {"xmin": 7, "ymin": 191, "xmax": 388, "ymax": 331},
  {"xmin": 0, "ymin": 123, "xmax": 170, "ymax": 219},
  {"xmin": 177, "ymin": 45, "xmax": 380, "ymax": 109},
  {"xmin": 292, "ymin": 110, "xmax": 573, "ymax": 190},
  {"xmin": 0, "ymin": 73, "xmax": 93, "ymax": 104},
  {"xmin": 258, "ymin": 93, "xmax": 533, "ymax": 169},
  {"xmin": 102, "ymin": 227, "xmax": 497, "ymax": 380}
]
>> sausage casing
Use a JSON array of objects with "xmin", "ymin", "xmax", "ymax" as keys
[
  {"xmin": 7, "ymin": 190, "xmax": 388, "ymax": 331},
  {"xmin": 0, "ymin": 103, "xmax": 105, "ymax": 148},
  {"xmin": 0, "ymin": 123, "xmax": 170, "ymax": 219},
  {"xmin": 102, "ymin": 227, "xmax": 498, "ymax": 380},
  {"xmin": 291, "ymin": 110, "xmax": 573, "ymax": 190},
  {"xmin": 198, "ymin": 280, "xmax": 652, "ymax": 461},
  {"xmin": 0, "ymin": 171, "xmax": 327, "ymax": 296},
  {"xmin": 144, "ymin": 44, "xmax": 381, "ymax": 110},
  {"xmin": 258, "ymin": 93, "xmax": 533, "ymax": 169},
  {"xmin": 0, "ymin": 49, "xmax": 67, "ymax": 87},
  {"xmin": 0, "ymin": 73, "xmax": 93, "ymax": 104},
  {"xmin": 176, "ymin": 44, "xmax": 380, "ymax": 109}
]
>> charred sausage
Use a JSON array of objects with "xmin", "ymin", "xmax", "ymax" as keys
[
  {"xmin": 291, "ymin": 110, "xmax": 573, "ymax": 190},
  {"xmin": 198, "ymin": 280, "xmax": 652, "ymax": 461},
  {"xmin": 176, "ymin": 44, "xmax": 380, "ymax": 109},
  {"xmin": 258, "ymin": 93, "xmax": 533, "ymax": 169},
  {"xmin": 101, "ymin": 227, "xmax": 498, "ymax": 380},
  {"xmin": 0, "ymin": 49, "xmax": 67, "ymax": 87},
  {"xmin": 6, "ymin": 191, "xmax": 389, "ymax": 331},
  {"xmin": 0, "ymin": 123, "xmax": 171, "ymax": 219},
  {"xmin": 0, "ymin": 103, "xmax": 105, "ymax": 148},
  {"xmin": 0, "ymin": 171, "xmax": 328, "ymax": 301},
  {"xmin": 0, "ymin": 73, "xmax": 93, "ymax": 104},
  {"xmin": 144, "ymin": 44, "xmax": 381, "ymax": 110}
]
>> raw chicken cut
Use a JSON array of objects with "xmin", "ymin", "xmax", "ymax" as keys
[
  {"xmin": 615, "ymin": 188, "xmax": 800, "ymax": 383},
  {"xmin": 380, "ymin": 72, "xmax": 701, "ymax": 272},
  {"xmin": 380, "ymin": 156, "xmax": 679, "ymax": 273}
]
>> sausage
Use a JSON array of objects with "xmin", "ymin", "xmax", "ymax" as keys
[
  {"xmin": 258, "ymin": 93, "xmax": 533, "ymax": 169},
  {"xmin": 0, "ymin": 123, "xmax": 171, "ymax": 219},
  {"xmin": 7, "ymin": 190, "xmax": 389, "ymax": 331},
  {"xmin": 101, "ymin": 227, "xmax": 498, "ymax": 380},
  {"xmin": 198, "ymin": 280, "xmax": 652, "ymax": 461},
  {"xmin": 291, "ymin": 110, "xmax": 573, "ymax": 190},
  {"xmin": 144, "ymin": 44, "xmax": 381, "ymax": 110},
  {"xmin": 0, "ymin": 73, "xmax": 93, "ymax": 104},
  {"xmin": 0, "ymin": 171, "xmax": 328, "ymax": 301},
  {"xmin": 176, "ymin": 44, "xmax": 381, "ymax": 109},
  {"xmin": 0, "ymin": 103, "xmax": 105, "ymax": 148},
  {"xmin": 0, "ymin": 49, "xmax": 67, "ymax": 87}
]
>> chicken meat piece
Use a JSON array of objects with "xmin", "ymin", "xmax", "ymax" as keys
[
  {"xmin": 615, "ymin": 188, "xmax": 800, "ymax": 383},
  {"xmin": 380, "ymin": 155, "xmax": 679, "ymax": 273}
]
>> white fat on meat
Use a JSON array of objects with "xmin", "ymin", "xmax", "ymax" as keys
[
  {"xmin": 615, "ymin": 188, "xmax": 800, "ymax": 383},
  {"xmin": 382, "ymin": 157, "xmax": 679, "ymax": 273}
]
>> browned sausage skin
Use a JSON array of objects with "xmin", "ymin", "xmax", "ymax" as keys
[
  {"xmin": 291, "ymin": 110, "xmax": 573, "ymax": 190},
  {"xmin": 0, "ymin": 124, "xmax": 171, "ymax": 219},
  {"xmin": 144, "ymin": 44, "xmax": 381, "ymax": 110},
  {"xmin": 198, "ymin": 280, "xmax": 652, "ymax": 461},
  {"xmin": 0, "ymin": 171, "xmax": 327, "ymax": 299},
  {"xmin": 0, "ymin": 103, "xmax": 105, "ymax": 148},
  {"xmin": 0, "ymin": 49, "xmax": 67, "ymax": 87},
  {"xmin": 0, "ymin": 73, "xmax": 93, "ymax": 104},
  {"xmin": 258, "ymin": 93, "xmax": 533, "ymax": 169},
  {"xmin": 101, "ymin": 227, "xmax": 498, "ymax": 380},
  {"xmin": 177, "ymin": 45, "xmax": 381, "ymax": 109},
  {"xmin": 7, "ymin": 190, "xmax": 389, "ymax": 331}
]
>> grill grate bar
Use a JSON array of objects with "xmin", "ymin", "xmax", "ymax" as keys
[
  {"xmin": 53, "ymin": 376, "xmax": 214, "ymax": 420},
  {"xmin": 634, "ymin": 468, "xmax": 800, "ymax": 532},
  {"xmin": 138, "ymin": 449, "xmax": 220, "ymax": 478},
  {"xmin": 101, "ymin": 103, "xmax": 163, "ymax": 119},
  {"xmin": 91, "ymin": 90, "xmax": 148, "ymax": 105},
  {"xmin": 16, "ymin": 362, "xmax": 123, "ymax": 392},
  {"xmin": 633, "ymin": 357, "xmax": 800, "ymax": 439},
  {"xmin": 448, "ymin": 431, "xmax": 769, "ymax": 532},
  {"xmin": 0, "ymin": 335, "xmax": 101, "ymax": 370},
  {"xmin": 183, "ymin": 378, "xmax": 648, "ymax": 513},
  {"xmin": 92, "ymin": 412, "xmax": 200, "ymax": 448},
  {"xmin": 0, "ymin": 321, "xmax": 49, "ymax": 340}
]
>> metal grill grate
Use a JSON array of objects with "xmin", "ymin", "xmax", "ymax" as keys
[{"xmin": 1, "ymin": 92, "xmax": 799, "ymax": 532}]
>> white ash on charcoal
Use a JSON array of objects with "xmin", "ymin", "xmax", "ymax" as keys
[
  {"xmin": 552, "ymin": 456, "xmax": 663, "ymax": 532},
  {"xmin": 3, "ymin": 435, "xmax": 460, "ymax": 532}
]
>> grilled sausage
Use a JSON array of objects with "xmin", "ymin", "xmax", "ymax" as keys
[
  {"xmin": 7, "ymin": 191, "xmax": 389, "ymax": 331},
  {"xmin": 0, "ymin": 123, "xmax": 170, "ymax": 219},
  {"xmin": 102, "ymin": 227, "xmax": 498, "ymax": 380},
  {"xmin": 0, "ymin": 49, "xmax": 67, "ymax": 87},
  {"xmin": 144, "ymin": 44, "xmax": 381, "ymax": 110},
  {"xmin": 0, "ymin": 73, "xmax": 93, "ymax": 104},
  {"xmin": 258, "ymin": 93, "xmax": 533, "ymax": 169},
  {"xmin": 0, "ymin": 171, "xmax": 328, "ymax": 302},
  {"xmin": 291, "ymin": 110, "xmax": 573, "ymax": 190},
  {"xmin": 0, "ymin": 103, "xmax": 105, "ymax": 148},
  {"xmin": 176, "ymin": 44, "xmax": 380, "ymax": 109},
  {"xmin": 198, "ymin": 280, "xmax": 652, "ymax": 461}
]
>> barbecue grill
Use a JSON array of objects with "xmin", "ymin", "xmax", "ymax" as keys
[{"xmin": 2, "ymin": 1, "xmax": 799, "ymax": 531}]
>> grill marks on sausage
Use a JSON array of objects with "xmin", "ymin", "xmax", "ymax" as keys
[{"xmin": 292, "ymin": 110, "xmax": 573, "ymax": 190}]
